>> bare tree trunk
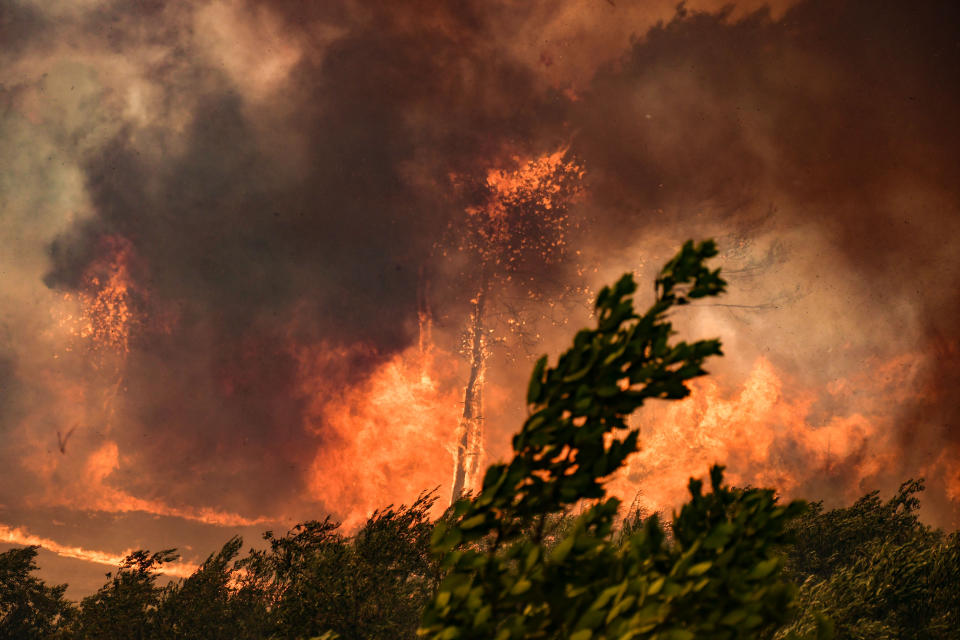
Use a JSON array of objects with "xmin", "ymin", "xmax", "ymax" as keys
[{"xmin": 451, "ymin": 276, "xmax": 487, "ymax": 503}]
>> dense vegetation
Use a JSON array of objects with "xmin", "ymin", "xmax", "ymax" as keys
[
  {"xmin": 2, "ymin": 242, "xmax": 956, "ymax": 639},
  {"xmin": 780, "ymin": 480, "xmax": 959, "ymax": 639}
]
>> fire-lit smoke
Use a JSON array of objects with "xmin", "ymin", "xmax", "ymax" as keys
[
  {"xmin": 0, "ymin": 524, "xmax": 196, "ymax": 579},
  {"xmin": 17, "ymin": 237, "xmax": 269, "ymax": 528},
  {"xmin": 0, "ymin": 0, "xmax": 958, "ymax": 595}
]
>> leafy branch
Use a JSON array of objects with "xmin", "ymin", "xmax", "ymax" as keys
[{"xmin": 421, "ymin": 240, "xmax": 822, "ymax": 640}]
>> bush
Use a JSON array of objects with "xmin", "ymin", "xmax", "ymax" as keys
[{"xmin": 780, "ymin": 480, "xmax": 960, "ymax": 639}]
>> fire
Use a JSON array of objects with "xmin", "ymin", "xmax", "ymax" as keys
[
  {"xmin": 611, "ymin": 356, "xmax": 926, "ymax": 515},
  {"xmin": 486, "ymin": 147, "xmax": 582, "ymax": 210},
  {"xmin": 24, "ymin": 435, "xmax": 272, "ymax": 528},
  {"xmin": 84, "ymin": 487, "xmax": 272, "ymax": 528},
  {"xmin": 59, "ymin": 235, "xmax": 138, "ymax": 358},
  {"xmin": 938, "ymin": 450, "xmax": 960, "ymax": 502},
  {"xmin": 300, "ymin": 342, "xmax": 461, "ymax": 528},
  {"xmin": 31, "ymin": 238, "xmax": 269, "ymax": 528},
  {"xmin": 460, "ymin": 147, "xmax": 584, "ymax": 269},
  {"xmin": 0, "ymin": 524, "xmax": 197, "ymax": 579},
  {"xmin": 448, "ymin": 147, "xmax": 586, "ymax": 501}
]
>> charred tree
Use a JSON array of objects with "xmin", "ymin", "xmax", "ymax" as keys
[{"xmin": 451, "ymin": 278, "xmax": 487, "ymax": 501}]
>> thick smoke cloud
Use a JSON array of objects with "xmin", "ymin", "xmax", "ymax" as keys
[
  {"xmin": 576, "ymin": 1, "xmax": 960, "ymax": 263},
  {"xmin": 30, "ymin": 0, "xmax": 571, "ymax": 517},
  {"xmin": 0, "ymin": 0, "xmax": 958, "ymax": 593},
  {"xmin": 565, "ymin": 0, "xmax": 960, "ymax": 518}
]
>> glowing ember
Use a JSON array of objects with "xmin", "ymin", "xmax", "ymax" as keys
[
  {"xmin": 459, "ymin": 147, "xmax": 584, "ymax": 273},
  {"xmin": 448, "ymin": 147, "xmax": 586, "ymax": 501},
  {"xmin": 59, "ymin": 235, "xmax": 138, "ymax": 358}
]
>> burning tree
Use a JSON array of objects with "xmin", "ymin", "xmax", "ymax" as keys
[
  {"xmin": 421, "ymin": 240, "xmax": 816, "ymax": 640},
  {"xmin": 445, "ymin": 148, "xmax": 585, "ymax": 502}
]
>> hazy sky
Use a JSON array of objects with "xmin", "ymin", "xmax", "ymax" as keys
[{"xmin": 1, "ymin": 0, "xmax": 958, "ymax": 596}]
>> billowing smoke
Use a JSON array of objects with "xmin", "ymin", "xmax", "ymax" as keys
[
  {"xmin": 16, "ymin": 0, "xmax": 563, "ymax": 520},
  {"xmin": 564, "ymin": 0, "xmax": 960, "ymax": 521},
  {"xmin": 0, "ymin": 0, "xmax": 958, "ymax": 594}
]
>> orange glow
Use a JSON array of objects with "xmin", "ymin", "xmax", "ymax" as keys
[
  {"xmin": 81, "ymin": 442, "xmax": 271, "ymax": 526},
  {"xmin": 611, "ymin": 357, "xmax": 923, "ymax": 514},
  {"xmin": 0, "ymin": 524, "xmax": 197, "ymax": 579},
  {"xmin": 300, "ymin": 343, "xmax": 461, "ymax": 528},
  {"xmin": 34, "ymin": 239, "xmax": 263, "ymax": 528},
  {"xmin": 83, "ymin": 490, "xmax": 273, "ymax": 528},
  {"xmin": 59, "ymin": 235, "xmax": 137, "ymax": 357},
  {"xmin": 460, "ymin": 147, "xmax": 584, "ymax": 269},
  {"xmin": 941, "ymin": 454, "xmax": 960, "ymax": 502},
  {"xmin": 486, "ymin": 147, "xmax": 581, "ymax": 204},
  {"xmin": 27, "ymin": 440, "xmax": 272, "ymax": 527}
]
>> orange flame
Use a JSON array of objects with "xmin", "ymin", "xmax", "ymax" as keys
[
  {"xmin": 83, "ymin": 442, "xmax": 272, "ymax": 526},
  {"xmin": 460, "ymin": 147, "xmax": 584, "ymax": 269},
  {"xmin": 485, "ymin": 146, "xmax": 582, "ymax": 205},
  {"xmin": 34, "ymin": 237, "xmax": 268, "ymax": 528},
  {"xmin": 21, "ymin": 435, "xmax": 273, "ymax": 528},
  {"xmin": 610, "ymin": 355, "xmax": 934, "ymax": 514},
  {"xmin": 300, "ymin": 343, "xmax": 461, "ymax": 528}
]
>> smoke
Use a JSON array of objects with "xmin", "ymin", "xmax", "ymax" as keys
[
  {"xmin": 563, "ymin": 0, "xmax": 960, "ymax": 521},
  {"xmin": 0, "ymin": 0, "xmax": 958, "ymax": 593},
  {"xmin": 21, "ymin": 0, "xmax": 558, "ymax": 520}
]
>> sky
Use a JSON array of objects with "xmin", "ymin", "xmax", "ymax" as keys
[{"xmin": 1, "ymin": 0, "xmax": 958, "ymax": 596}]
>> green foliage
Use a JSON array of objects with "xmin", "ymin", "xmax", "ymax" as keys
[
  {"xmin": 19, "ymin": 492, "xmax": 437, "ymax": 640},
  {"xmin": 779, "ymin": 480, "xmax": 960, "ymax": 639},
  {"xmin": 72, "ymin": 549, "xmax": 178, "ymax": 640},
  {"xmin": 421, "ymin": 240, "xmax": 817, "ymax": 639},
  {"xmin": 783, "ymin": 479, "xmax": 928, "ymax": 581},
  {"xmin": 154, "ymin": 536, "xmax": 265, "ymax": 640},
  {"xmin": 0, "ymin": 546, "xmax": 72, "ymax": 639},
  {"xmin": 241, "ymin": 491, "xmax": 439, "ymax": 640}
]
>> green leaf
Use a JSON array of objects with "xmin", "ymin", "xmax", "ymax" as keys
[
  {"xmin": 510, "ymin": 579, "xmax": 532, "ymax": 596},
  {"xmin": 460, "ymin": 514, "xmax": 486, "ymax": 530},
  {"xmin": 748, "ymin": 558, "xmax": 780, "ymax": 580}
]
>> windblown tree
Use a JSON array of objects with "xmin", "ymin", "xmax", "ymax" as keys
[
  {"xmin": 445, "ymin": 148, "xmax": 585, "ymax": 502},
  {"xmin": 0, "ymin": 546, "xmax": 73, "ymax": 639},
  {"xmin": 227, "ymin": 492, "xmax": 439, "ymax": 640},
  {"xmin": 421, "ymin": 240, "xmax": 827, "ymax": 640},
  {"xmin": 72, "ymin": 548, "xmax": 178, "ymax": 639}
]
